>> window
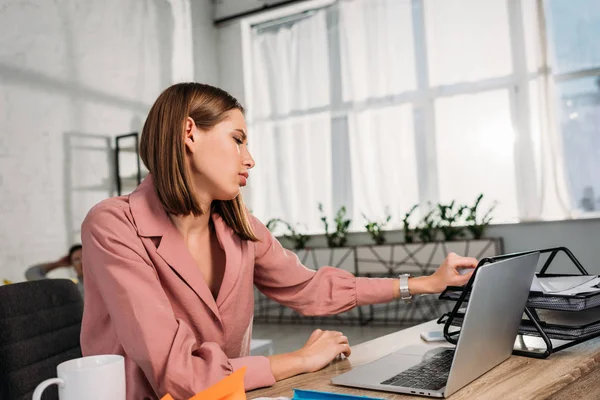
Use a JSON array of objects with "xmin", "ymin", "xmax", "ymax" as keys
[
  {"xmin": 246, "ymin": 0, "xmax": 595, "ymax": 232},
  {"xmin": 546, "ymin": 0, "xmax": 600, "ymax": 74},
  {"xmin": 248, "ymin": 11, "xmax": 333, "ymax": 233},
  {"xmin": 250, "ymin": 114, "xmax": 333, "ymax": 233},
  {"xmin": 348, "ymin": 105, "xmax": 419, "ymax": 223},
  {"xmin": 434, "ymin": 90, "xmax": 518, "ymax": 221},
  {"xmin": 546, "ymin": 0, "xmax": 600, "ymax": 213},
  {"xmin": 424, "ymin": 0, "xmax": 512, "ymax": 85}
]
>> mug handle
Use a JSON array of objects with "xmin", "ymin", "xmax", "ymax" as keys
[{"xmin": 32, "ymin": 378, "xmax": 65, "ymax": 400}]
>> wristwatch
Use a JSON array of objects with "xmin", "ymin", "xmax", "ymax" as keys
[{"xmin": 399, "ymin": 273, "xmax": 412, "ymax": 303}]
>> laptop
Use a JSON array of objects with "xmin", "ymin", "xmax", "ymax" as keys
[{"xmin": 332, "ymin": 252, "xmax": 540, "ymax": 398}]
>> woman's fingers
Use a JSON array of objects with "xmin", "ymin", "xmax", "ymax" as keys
[
  {"xmin": 336, "ymin": 335, "xmax": 350, "ymax": 357},
  {"xmin": 450, "ymin": 254, "xmax": 478, "ymax": 269},
  {"xmin": 311, "ymin": 328, "xmax": 323, "ymax": 338},
  {"xmin": 338, "ymin": 343, "xmax": 351, "ymax": 357},
  {"xmin": 306, "ymin": 329, "xmax": 323, "ymax": 345},
  {"xmin": 306, "ymin": 329, "xmax": 345, "ymax": 347},
  {"xmin": 454, "ymin": 270, "xmax": 474, "ymax": 285}
]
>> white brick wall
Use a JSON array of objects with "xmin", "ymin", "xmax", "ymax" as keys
[{"xmin": 0, "ymin": 0, "xmax": 218, "ymax": 282}]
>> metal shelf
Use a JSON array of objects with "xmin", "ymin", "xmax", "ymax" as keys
[{"xmin": 115, "ymin": 133, "xmax": 142, "ymax": 195}]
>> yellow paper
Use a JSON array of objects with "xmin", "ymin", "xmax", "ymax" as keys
[{"xmin": 161, "ymin": 367, "xmax": 246, "ymax": 400}]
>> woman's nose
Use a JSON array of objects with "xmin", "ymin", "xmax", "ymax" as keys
[{"xmin": 243, "ymin": 149, "xmax": 255, "ymax": 169}]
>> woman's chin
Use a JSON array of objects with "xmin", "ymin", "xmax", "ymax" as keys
[{"xmin": 215, "ymin": 188, "xmax": 240, "ymax": 201}]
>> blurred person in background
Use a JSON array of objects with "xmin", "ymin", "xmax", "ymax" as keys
[{"xmin": 25, "ymin": 244, "xmax": 84, "ymax": 295}]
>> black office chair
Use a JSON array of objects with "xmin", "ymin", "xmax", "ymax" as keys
[{"xmin": 0, "ymin": 279, "xmax": 83, "ymax": 400}]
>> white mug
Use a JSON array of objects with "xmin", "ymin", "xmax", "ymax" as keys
[{"xmin": 32, "ymin": 354, "xmax": 125, "ymax": 400}]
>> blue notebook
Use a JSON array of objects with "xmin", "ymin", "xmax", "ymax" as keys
[{"xmin": 292, "ymin": 389, "xmax": 384, "ymax": 400}]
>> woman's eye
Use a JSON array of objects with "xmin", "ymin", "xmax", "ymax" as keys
[{"xmin": 234, "ymin": 137, "xmax": 243, "ymax": 144}]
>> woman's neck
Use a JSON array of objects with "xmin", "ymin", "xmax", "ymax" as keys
[{"xmin": 168, "ymin": 210, "xmax": 212, "ymax": 241}]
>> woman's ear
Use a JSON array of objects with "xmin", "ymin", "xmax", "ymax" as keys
[{"xmin": 184, "ymin": 117, "xmax": 197, "ymax": 152}]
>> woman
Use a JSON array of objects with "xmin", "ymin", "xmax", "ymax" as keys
[{"xmin": 81, "ymin": 83, "xmax": 477, "ymax": 400}]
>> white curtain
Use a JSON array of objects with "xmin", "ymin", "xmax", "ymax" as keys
[
  {"xmin": 422, "ymin": 0, "xmax": 521, "ymax": 220},
  {"xmin": 339, "ymin": 0, "xmax": 415, "ymax": 102},
  {"xmin": 250, "ymin": 114, "xmax": 332, "ymax": 233},
  {"xmin": 167, "ymin": 0, "xmax": 194, "ymax": 83},
  {"xmin": 425, "ymin": 0, "xmax": 571, "ymax": 220},
  {"xmin": 522, "ymin": 0, "xmax": 572, "ymax": 219},
  {"xmin": 251, "ymin": 10, "xmax": 330, "ymax": 119},
  {"xmin": 339, "ymin": 0, "xmax": 420, "ymax": 225},
  {"xmin": 340, "ymin": 0, "xmax": 572, "ymax": 223},
  {"xmin": 434, "ymin": 90, "xmax": 519, "ymax": 221},
  {"xmin": 347, "ymin": 105, "xmax": 419, "ymax": 225},
  {"xmin": 424, "ymin": 0, "xmax": 512, "ymax": 86},
  {"xmin": 249, "ymin": 10, "xmax": 332, "ymax": 232}
]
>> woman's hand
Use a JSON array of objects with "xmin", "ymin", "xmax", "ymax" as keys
[
  {"xmin": 54, "ymin": 254, "xmax": 72, "ymax": 267},
  {"xmin": 268, "ymin": 329, "xmax": 350, "ymax": 381},
  {"xmin": 296, "ymin": 329, "xmax": 351, "ymax": 372},
  {"xmin": 427, "ymin": 252, "xmax": 478, "ymax": 292},
  {"xmin": 402, "ymin": 252, "xmax": 478, "ymax": 296}
]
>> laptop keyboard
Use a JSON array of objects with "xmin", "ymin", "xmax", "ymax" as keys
[{"xmin": 380, "ymin": 349, "xmax": 454, "ymax": 391}]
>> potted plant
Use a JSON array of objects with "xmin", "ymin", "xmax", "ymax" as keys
[
  {"xmin": 466, "ymin": 194, "xmax": 496, "ymax": 239},
  {"xmin": 318, "ymin": 203, "xmax": 351, "ymax": 248},
  {"xmin": 363, "ymin": 210, "xmax": 392, "ymax": 245},
  {"xmin": 402, "ymin": 204, "xmax": 419, "ymax": 244},
  {"xmin": 437, "ymin": 201, "xmax": 467, "ymax": 241},
  {"xmin": 265, "ymin": 218, "xmax": 310, "ymax": 250},
  {"xmin": 415, "ymin": 205, "xmax": 438, "ymax": 243}
]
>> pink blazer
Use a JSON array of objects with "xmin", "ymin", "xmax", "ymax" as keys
[{"xmin": 80, "ymin": 176, "xmax": 395, "ymax": 400}]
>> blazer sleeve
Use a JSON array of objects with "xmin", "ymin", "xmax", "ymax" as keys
[
  {"xmin": 81, "ymin": 204, "xmax": 275, "ymax": 399},
  {"xmin": 251, "ymin": 216, "xmax": 395, "ymax": 316}
]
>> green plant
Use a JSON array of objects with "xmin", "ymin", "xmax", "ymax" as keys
[
  {"xmin": 466, "ymin": 194, "xmax": 496, "ymax": 239},
  {"xmin": 318, "ymin": 203, "xmax": 352, "ymax": 248},
  {"xmin": 265, "ymin": 218, "xmax": 278, "ymax": 231},
  {"xmin": 402, "ymin": 204, "xmax": 419, "ymax": 244},
  {"xmin": 265, "ymin": 218, "xmax": 311, "ymax": 250},
  {"xmin": 362, "ymin": 211, "xmax": 392, "ymax": 245},
  {"xmin": 437, "ymin": 200, "xmax": 468, "ymax": 241},
  {"xmin": 415, "ymin": 205, "xmax": 438, "ymax": 243}
]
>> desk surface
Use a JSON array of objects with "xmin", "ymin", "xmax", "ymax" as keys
[{"xmin": 248, "ymin": 320, "xmax": 600, "ymax": 400}]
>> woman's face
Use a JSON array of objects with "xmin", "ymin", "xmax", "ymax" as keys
[
  {"xmin": 71, "ymin": 249, "xmax": 83, "ymax": 277},
  {"xmin": 185, "ymin": 109, "xmax": 255, "ymax": 202}
]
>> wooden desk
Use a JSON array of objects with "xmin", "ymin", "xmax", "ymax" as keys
[{"xmin": 248, "ymin": 320, "xmax": 600, "ymax": 399}]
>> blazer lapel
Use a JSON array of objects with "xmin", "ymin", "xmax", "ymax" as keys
[
  {"xmin": 212, "ymin": 214, "xmax": 244, "ymax": 308},
  {"xmin": 156, "ymin": 223, "xmax": 222, "ymax": 321},
  {"xmin": 129, "ymin": 175, "xmax": 221, "ymax": 322}
]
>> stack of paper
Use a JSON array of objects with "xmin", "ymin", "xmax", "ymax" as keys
[
  {"xmin": 530, "ymin": 275, "xmax": 600, "ymax": 295},
  {"xmin": 534, "ymin": 307, "xmax": 600, "ymax": 326}
]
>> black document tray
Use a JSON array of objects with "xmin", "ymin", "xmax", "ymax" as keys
[{"xmin": 438, "ymin": 247, "xmax": 600, "ymax": 358}]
